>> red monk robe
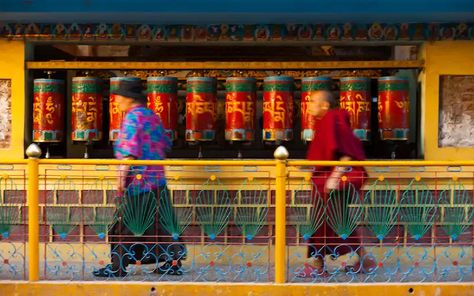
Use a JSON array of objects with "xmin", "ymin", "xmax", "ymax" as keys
[{"xmin": 306, "ymin": 109, "xmax": 367, "ymax": 259}]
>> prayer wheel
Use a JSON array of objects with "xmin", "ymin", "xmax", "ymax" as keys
[
  {"xmin": 262, "ymin": 76, "xmax": 294, "ymax": 142},
  {"xmin": 185, "ymin": 77, "xmax": 217, "ymax": 142},
  {"xmin": 225, "ymin": 77, "xmax": 257, "ymax": 141},
  {"xmin": 71, "ymin": 77, "xmax": 103, "ymax": 141},
  {"xmin": 147, "ymin": 77, "xmax": 178, "ymax": 141},
  {"xmin": 339, "ymin": 77, "xmax": 371, "ymax": 141},
  {"xmin": 377, "ymin": 76, "xmax": 410, "ymax": 140},
  {"xmin": 109, "ymin": 77, "xmax": 141, "ymax": 141},
  {"xmin": 32, "ymin": 79, "xmax": 64, "ymax": 142},
  {"xmin": 300, "ymin": 76, "xmax": 332, "ymax": 141}
]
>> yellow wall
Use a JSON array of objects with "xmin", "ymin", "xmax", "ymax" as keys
[
  {"xmin": 421, "ymin": 41, "xmax": 474, "ymax": 160},
  {"xmin": 0, "ymin": 40, "xmax": 25, "ymax": 159}
]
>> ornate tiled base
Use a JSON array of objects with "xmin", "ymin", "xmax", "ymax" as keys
[
  {"xmin": 72, "ymin": 130, "xmax": 102, "ymax": 141},
  {"xmin": 262, "ymin": 129, "xmax": 293, "ymax": 142},
  {"xmin": 109, "ymin": 130, "xmax": 120, "ymax": 142},
  {"xmin": 380, "ymin": 128, "xmax": 409, "ymax": 140},
  {"xmin": 110, "ymin": 129, "xmax": 176, "ymax": 141},
  {"xmin": 185, "ymin": 130, "xmax": 215, "ymax": 142},
  {"xmin": 165, "ymin": 130, "xmax": 177, "ymax": 141},
  {"xmin": 354, "ymin": 129, "xmax": 371, "ymax": 141},
  {"xmin": 301, "ymin": 129, "xmax": 315, "ymax": 142},
  {"xmin": 225, "ymin": 129, "xmax": 254, "ymax": 142},
  {"xmin": 33, "ymin": 130, "xmax": 63, "ymax": 142}
]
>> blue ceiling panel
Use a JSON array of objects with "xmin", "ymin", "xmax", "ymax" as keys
[{"xmin": 1, "ymin": 0, "xmax": 473, "ymax": 24}]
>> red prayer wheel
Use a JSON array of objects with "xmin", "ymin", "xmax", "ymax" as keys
[
  {"xmin": 300, "ymin": 77, "xmax": 332, "ymax": 141},
  {"xmin": 225, "ymin": 77, "xmax": 257, "ymax": 141},
  {"xmin": 109, "ymin": 77, "xmax": 141, "ymax": 141},
  {"xmin": 32, "ymin": 79, "xmax": 65, "ymax": 142},
  {"xmin": 71, "ymin": 77, "xmax": 103, "ymax": 141},
  {"xmin": 147, "ymin": 77, "xmax": 178, "ymax": 141},
  {"xmin": 378, "ymin": 76, "xmax": 410, "ymax": 140},
  {"xmin": 339, "ymin": 77, "xmax": 371, "ymax": 141},
  {"xmin": 262, "ymin": 76, "xmax": 294, "ymax": 141},
  {"xmin": 185, "ymin": 77, "xmax": 217, "ymax": 142}
]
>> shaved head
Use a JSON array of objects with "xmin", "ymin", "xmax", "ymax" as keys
[
  {"xmin": 312, "ymin": 90, "xmax": 337, "ymax": 109},
  {"xmin": 308, "ymin": 90, "xmax": 338, "ymax": 119}
]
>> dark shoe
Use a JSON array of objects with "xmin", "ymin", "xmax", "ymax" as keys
[
  {"xmin": 154, "ymin": 260, "xmax": 183, "ymax": 276},
  {"xmin": 93, "ymin": 264, "xmax": 128, "ymax": 277}
]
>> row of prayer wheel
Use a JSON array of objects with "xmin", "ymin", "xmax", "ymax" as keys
[{"xmin": 32, "ymin": 76, "xmax": 410, "ymax": 143}]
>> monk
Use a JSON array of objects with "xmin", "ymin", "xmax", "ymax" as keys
[{"xmin": 299, "ymin": 90, "xmax": 374, "ymax": 277}]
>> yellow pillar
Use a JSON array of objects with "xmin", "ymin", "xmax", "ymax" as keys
[
  {"xmin": 273, "ymin": 146, "xmax": 289, "ymax": 283},
  {"xmin": 26, "ymin": 144, "xmax": 42, "ymax": 281},
  {"xmin": 0, "ymin": 40, "xmax": 25, "ymax": 160}
]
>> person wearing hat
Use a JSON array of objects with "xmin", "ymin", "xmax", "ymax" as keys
[{"xmin": 93, "ymin": 78, "xmax": 185, "ymax": 277}]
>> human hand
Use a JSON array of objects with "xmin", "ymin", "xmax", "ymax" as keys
[
  {"xmin": 324, "ymin": 172, "xmax": 341, "ymax": 193},
  {"xmin": 117, "ymin": 175, "xmax": 126, "ymax": 197},
  {"xmin": 116, "ymin": 164, "xmax": 128, "ymax": 197}
]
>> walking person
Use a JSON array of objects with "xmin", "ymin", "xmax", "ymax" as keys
[
  {"xmin": 299, "ymin": 90, "xmax": 375, "ymax": 277},
  {"xmin": 93, "ymin": 78, "xmax": 184, "ymax": 277}
]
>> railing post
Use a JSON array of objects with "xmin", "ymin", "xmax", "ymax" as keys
[
  {"xmin": 26, "ymin": 144, "xmax": 41, "ymax": 281},
  {"xmin": 274, "ymin": 146, "xmax": 289, "ymax": 283}
]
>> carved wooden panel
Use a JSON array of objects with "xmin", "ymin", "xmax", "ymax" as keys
[
  {"xmin": 0, "ymin": 79, "xmax": 12, "ymax": 148},
  {"xmin": 439, "ymin": 75, "xmax": 474, "ymax": 147}
]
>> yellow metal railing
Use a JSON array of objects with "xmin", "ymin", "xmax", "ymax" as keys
[{"xmin": 20, "ymin": 144, "xmax": 474, "ymax": 283}]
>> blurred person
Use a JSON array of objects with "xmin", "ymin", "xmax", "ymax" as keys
[
  {"xmin": 298, "ymin": 90, "xmax": 375, "ymax": 277},
  {"xmin": 93, "ymin": 78, "xmax": 184, "ymax": 277}
]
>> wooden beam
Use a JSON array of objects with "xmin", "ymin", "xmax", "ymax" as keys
[{"xmin": 26, "ymin": 60, "xmax": 424, "ymax": 70}]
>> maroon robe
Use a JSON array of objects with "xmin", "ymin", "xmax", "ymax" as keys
[{"xmin": 306, "ymin": 109, "xmax": 367, "ymax": 257}]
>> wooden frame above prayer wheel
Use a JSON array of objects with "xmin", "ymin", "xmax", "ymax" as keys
[{"xmin": 26, "ymin": 60, "xmax": 424, "ymax": 71}]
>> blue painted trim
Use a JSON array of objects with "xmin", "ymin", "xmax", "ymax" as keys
[
  {"xmin": 1, "ymin": 0, "xmax": 473, "ymax": 13},
  {"xmin": 0, "ymin": 1, "xmax": 473, "ymax": 23}
]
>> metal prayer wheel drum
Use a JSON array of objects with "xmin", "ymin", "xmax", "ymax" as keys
[
  {"xmin": 225, "ymin": 77, "xmax": 257, "ymax": 142},
  {"xmin": 147, "ymin": 77, "xmax": 178, "ymax": 141},
  {"xmin": 71, "ymin": 77, "xmax": 103, "ymax": 141},
  {"xmin": 300, "ymin": 76, "xmax": 332, "ymax": 141},
  {"xmin": 32, "ymin": 79, "xmax": 65, "ymax": 142},
  {"xmin": 339, "ymin": 77, "xmax": 372, "ymax": 141},
  {"xmin": 262, "ymin": 76, "xmax": 294, "ymax": 142},
  {"xmin": 377, "ymin": 76, "xmax": 410, "ymax": 140},
  {"xmin": 109, "ymin": 77, "xmax": 141, "ymax": 141},
  {"xmin": 185, "ymin": 77, "xmax": 217, "ymax": 142}
]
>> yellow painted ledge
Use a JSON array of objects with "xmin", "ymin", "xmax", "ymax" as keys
[{"xmin": 0, "ymin": 282, "xmax": 473, "ymax": 296}]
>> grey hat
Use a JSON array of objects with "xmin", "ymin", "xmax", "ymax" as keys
[{"xmin": 110, "ymin": 79, "xmax": 146, "ymax": 102}]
